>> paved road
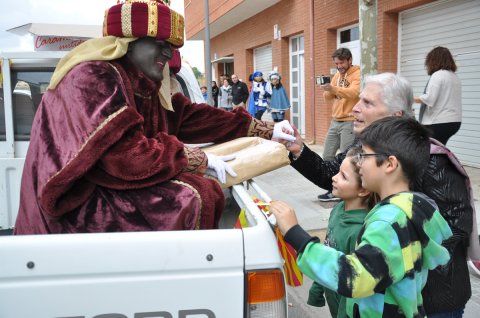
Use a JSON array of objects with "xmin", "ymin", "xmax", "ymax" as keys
[{"xmin": 252, "ymin": 150, "xmax": 480, "ymax": 317}]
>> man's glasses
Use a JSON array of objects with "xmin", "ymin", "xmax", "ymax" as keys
[{"xmin": 355, "ymin": 152, "xmax": 388, "ymax": 165}]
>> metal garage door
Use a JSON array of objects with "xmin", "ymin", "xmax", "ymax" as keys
[
  {"xmin": 253, "ymin": 45, "xmax": 272, "ymax": 77},
  {"xmin": 399, "ymin": 0, "xmax": 480, "ymax": 167}
]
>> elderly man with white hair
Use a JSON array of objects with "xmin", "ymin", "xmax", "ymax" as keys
[{"xmin": 283, "ymin": 73, "xmax": 473, "ymax": 318}]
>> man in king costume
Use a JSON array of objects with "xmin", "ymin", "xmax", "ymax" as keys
[{"xmin": 14, "ymin": 0, "xmax": 294, "ymax": 234}]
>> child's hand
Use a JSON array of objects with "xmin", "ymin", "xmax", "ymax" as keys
[{"xmin": 270, "ymin": 201, "xmax": 299, "ymax": 235}]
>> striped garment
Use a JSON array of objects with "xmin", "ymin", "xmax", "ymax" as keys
[{"xmin": 297, "ymin": 192, "xmax": 452, "ymax": 317}]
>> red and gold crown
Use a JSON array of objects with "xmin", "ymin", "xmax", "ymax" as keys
[{"xmin": 103, "ymin": 0, "xmax": 184, "ymax": 47}]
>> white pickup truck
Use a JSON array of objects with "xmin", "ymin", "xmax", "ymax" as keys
[{"xmin": 0, "ymin": 51, "xmax": 288, "ymax": 318}]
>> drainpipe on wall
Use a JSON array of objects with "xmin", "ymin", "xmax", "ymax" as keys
[
  {"xmin": 204, "ymin": 0, "xmax": 213, "ymax": 105},
  {"xmin": 309, "ymin": 0, "xmax": 316, "ymax": 143}
]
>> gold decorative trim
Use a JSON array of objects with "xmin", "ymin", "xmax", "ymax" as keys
[
  {"xmin": 45, "ymin": 106, "xmax": 129, "ymax": 185},
  {"xmin": 182, "ymin": 146, "xmax": 207, "ymax": 173},
  {"xmin": 168, "ymin": 11, "xmax": 184, "ymax": 46},
  {"xmin": 247, "ymin": 119, "xmax": 256, "ymax": 136},
  {"xmin": 147, "ymin": 1, "xmax": 158, "ymax": 37},
  {"xmin": 183, "ymin": 145, "xmax": 190, "ymax": 167},
  {"xmin": 121, "ymin": 4, "xmax": 133, "ymax": 37},
  {"xmin": 126, "ymin": 0, "xmax": 158, "ymax": 4},
  {"xmin": 248, "ymin": 118, "xmax": 274, "ymax": 139},
  {"xmin": 102, "ymin": 10, "xmax": 109, "ymax": 36},
  {"xmin": 170, "ymin": 179, "xmax": 202, "ymax": 230}
]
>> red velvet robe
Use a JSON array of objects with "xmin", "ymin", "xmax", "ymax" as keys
[{"xmin": 14, "ymin": 57, "xmax": 260, "ymax": 234}]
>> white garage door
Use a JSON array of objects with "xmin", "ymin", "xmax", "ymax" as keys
[
  {"xmin": 253, "ymin": 45, "xmax": 272, "ymax": 77},
  {"xmin": 399, "ymin": 0, "xmax": 480, "ymax": 167}
]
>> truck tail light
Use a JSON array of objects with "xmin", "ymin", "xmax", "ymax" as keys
[{"xmin": 246, "ymin": 269, "xmax": 287, "ymax": 318}]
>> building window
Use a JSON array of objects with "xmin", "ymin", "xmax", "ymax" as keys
[
  {"xmin": 0, "ymin": 69, "xmax": 53, "ymax": 141},
  {"xmin": 340, "ymin": 26, "xmax": 359, "ymax": 44}
]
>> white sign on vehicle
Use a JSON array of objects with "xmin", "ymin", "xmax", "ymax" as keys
[{"xmin": 34, "ymin": 35, "xmax": 89, "ymax": 51}]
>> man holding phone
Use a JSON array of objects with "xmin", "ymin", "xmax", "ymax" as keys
[{"xmin": 318, "ymin": 47, "xmax": 360, "ymax": 201}]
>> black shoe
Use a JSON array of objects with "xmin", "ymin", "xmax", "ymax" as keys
[{"xmin": 317, "ymin": 191, "xmax": 340, "ymax": 202}]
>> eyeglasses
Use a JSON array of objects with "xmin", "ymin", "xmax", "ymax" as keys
[{"xmin": 355, "ymin": 152, "xmax": 388, "ymax": 165}]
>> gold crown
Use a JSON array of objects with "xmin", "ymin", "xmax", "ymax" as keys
[{"xmin": 104, "ymin": 0, "xmax": 184, "ymax": 47}]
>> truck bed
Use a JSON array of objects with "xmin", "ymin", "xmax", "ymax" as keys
[{"xmin": 0, "ymin": 181, "xmax": 285, "ymax": 318}]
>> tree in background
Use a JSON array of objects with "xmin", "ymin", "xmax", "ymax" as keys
[
  {"xmin": 191, "ymin": 66, "xmax": 205, "ymax": 86},
  {"xmin": 192, "ymin": 66, "xmax": 203, "ymax": 79}
]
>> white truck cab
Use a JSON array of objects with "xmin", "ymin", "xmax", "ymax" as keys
[
  {"xmin": 1, "ymin": 51, "xmax": 64, "ymax": 231},
  {"xmin": 0, "ymin": 46, "xmax": 288, "ymax": 317}
]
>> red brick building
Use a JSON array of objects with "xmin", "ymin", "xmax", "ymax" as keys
[{"xmin": 185, "ymin": 0, "xmax": 480, "ymax": 166}]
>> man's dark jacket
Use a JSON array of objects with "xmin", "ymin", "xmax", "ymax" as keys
[
  {"xmin": 289, "ymin": 141, "xmax": 472, "ymax": 314},
  {"xmin": 231, "ymin": 81, "xmax": 249, "ymax": 105}
]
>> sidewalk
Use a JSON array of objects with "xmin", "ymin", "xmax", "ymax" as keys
[{"xmin": 253, "ymin": 143, "xmax": 480, "ymax": 317}]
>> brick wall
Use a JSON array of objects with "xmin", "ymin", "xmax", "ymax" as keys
[
  {"xmin": 185, "ymin": 0, "xmax": 243, "ymax": 40},
  {"xmin": 185, "ymin": 0, "xmax": 437, "ymax": 144},
  {"xmin": 312, "ymin": 1, "xmax": 359, "ymax": 143},
  {"xmin": 202, "ymin": 0, "xmax": 311, "ymax": 128},
  {"xmin": 309, "ymin": 0, "xmax": 435, "ymax": 143}
]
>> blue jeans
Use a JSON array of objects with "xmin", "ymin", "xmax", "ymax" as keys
[{"xmin": 427, "ymin": 309, "xmax": 464, "ymax": 318}]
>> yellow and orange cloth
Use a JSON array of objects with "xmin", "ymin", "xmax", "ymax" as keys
[{"xmin": 234, "ymin": 197, "xmax": 303, "ymax": 287}]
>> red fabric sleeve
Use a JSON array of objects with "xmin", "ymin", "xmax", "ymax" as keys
[
  {"xmin": 168, "ymin": 93, "xmax": 253, "ymax": 144},
  {"xmin": 87, "ymin": 128, "xmax": 191, "ymax": 189},
  {"xmin": 86, "ymin": 93, "xmax": 254, "ymax": 190}
]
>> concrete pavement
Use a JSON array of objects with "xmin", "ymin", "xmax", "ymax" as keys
[{"xmin": 253, "ymin": 143, "xmax": 480, "ymax": 317}]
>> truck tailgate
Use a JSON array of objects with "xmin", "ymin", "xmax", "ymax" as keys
[{"xmin": 0, "ymin": 229, "xmax": 245, "ymax": 318}]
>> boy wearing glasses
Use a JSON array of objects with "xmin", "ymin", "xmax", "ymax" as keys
[{"xmin": 271, "ymin": 116, "xmax": 452, "ymax": 318}]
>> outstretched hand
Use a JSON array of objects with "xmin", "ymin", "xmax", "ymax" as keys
[
  {"xmin": 272, "ymin": 120, "xmax": 296, "ymax": 142},
  {"xmin": 206, "ymin": 154, "xmax": 237, "ymax": 184},
  {"xmin": 270, "ymin": 200, "xmax": 299, "ymax": 235},
  {"xmin": 274, "ymin": 123, "xmax": 304, "ymax": 157}
]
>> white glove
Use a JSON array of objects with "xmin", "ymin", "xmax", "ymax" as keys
[
  {"xmin": 273, "ymin": 120, "xmax": 296, "ymax": 142},
  {"xmin": 206, "ymin": 154, "xmax": 237, "ymax": 184}
]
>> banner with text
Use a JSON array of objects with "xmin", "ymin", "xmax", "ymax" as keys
[{"xmin": 34, "ymin": 35, "xmax": 89, "ymax": 51}]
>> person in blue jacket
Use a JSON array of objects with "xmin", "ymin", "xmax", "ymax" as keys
[
  {"xmin": 248, "ymin": 71, "xmax": 271, "ymax": 119},
  {"xmin": 268, "ymin": 72, "xmax": 290, "ymax": 122}
]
